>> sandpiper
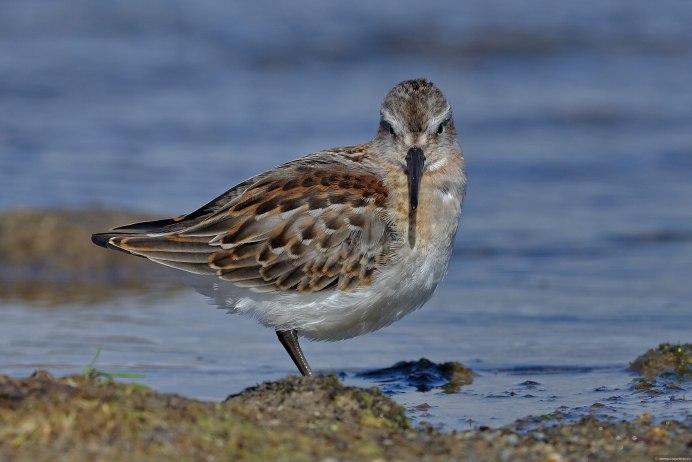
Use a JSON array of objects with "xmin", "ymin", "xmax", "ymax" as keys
[{"xmin": 92, "ymin": 78, "xmax": 467, "ymax": 376}]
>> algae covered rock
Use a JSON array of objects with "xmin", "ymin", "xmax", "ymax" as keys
[
  {"xmin": 0, "ymin": 370, "xmax": 414, "ymax": 461},
  {"xmin": 358, "ymin": 358, "xmax": 473, "ymax": 394},
  {"xmin": 1, "ymin": 363, "xmax": 691, "ymax": 461},
  {"xmin": 629, "ymin": 343, "xmax": 691, "ymax": 380}
]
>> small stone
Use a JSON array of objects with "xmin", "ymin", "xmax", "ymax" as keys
[
  {"xmin": 532, "ymin": 431, "xmax": 546, "ymax": 441},
  {"xmin": 543, "ymin": 452, "xmax": 564, "ymax": 462}
]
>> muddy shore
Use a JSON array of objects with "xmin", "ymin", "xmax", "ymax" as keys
[
  {"xmin": 0, "ymin": 363, "xmax": 689, "ymax": 462},
  {"xmin": 0, "ymin": 209, "xmax": 690, "ymax": 460}
]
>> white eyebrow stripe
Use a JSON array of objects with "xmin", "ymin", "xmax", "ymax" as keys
[
  {"xmin": 428, "ymin": 105, "xmax": 452, "ymax": 131},
  {"xmin": 382, "ymin": 103, "xmax": 451, "ymax": 134},
  {"xmin": 380, "ymin": 109, "xmax": 406, "ymax": 134}
]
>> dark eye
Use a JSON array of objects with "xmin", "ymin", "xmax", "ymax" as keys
[
  {"xmin": 380, "ymin": 120, "xmax": 395, "ymax": 136},
  {"xmin": 437, "ymin": 118, "xmax": 451, "ymax": 135}
]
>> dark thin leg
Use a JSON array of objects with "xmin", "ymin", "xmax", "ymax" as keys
[{"xmin": 276, "ymin": 330, "xmax": 313, "ymax": 376}]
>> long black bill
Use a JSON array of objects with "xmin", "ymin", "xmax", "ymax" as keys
[{"xmin": 405, "ymin": 147, "xmax": 426, "ymax": 211}]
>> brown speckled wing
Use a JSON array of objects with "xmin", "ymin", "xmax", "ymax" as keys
[{"xmin": 107, "ymin": 149, "xmax": 400, "ymax": 294}]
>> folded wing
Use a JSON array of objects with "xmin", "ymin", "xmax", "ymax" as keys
[{"xmin": 92, "ymin": 150, "xmax": 401, "ymax": 294}]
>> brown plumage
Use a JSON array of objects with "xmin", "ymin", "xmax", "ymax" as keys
[
  {"xmin": 91, "ymin": 78, "xmax": 467, "ymax": 376},
  {"xmin": 94, "ymin": 146, "xmax": 397, "ymax": 294}
]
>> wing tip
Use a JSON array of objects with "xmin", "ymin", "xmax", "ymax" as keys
[
  {"xmin": 91, "ymin": 232, "xmax": 114, "ymax": 249},
  {"xmin": 91, "ymin": 232, "xmax": 132, "ymax": 254}
]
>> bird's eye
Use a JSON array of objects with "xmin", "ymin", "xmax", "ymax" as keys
[
  {"xmin": 380, "ymin": 120, "xmax": 395, "ymax": 136},
  {"xmin": 437, "ymin": 118, "xmax": 451, "ymax": 135}
]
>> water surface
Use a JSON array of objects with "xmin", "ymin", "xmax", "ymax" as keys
[{"xmin": 1, "ymin": 0, "xmax": 691, "ymax": 429}]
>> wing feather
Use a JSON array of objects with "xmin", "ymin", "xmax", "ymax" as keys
[{"xmin": 94, "ymin": 148, "xmax": 401, "ymax": 294}]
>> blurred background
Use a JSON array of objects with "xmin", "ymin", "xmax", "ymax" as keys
[{"xmin": 0, "ymin": 0, "xmax": 690, "ymax": 428}]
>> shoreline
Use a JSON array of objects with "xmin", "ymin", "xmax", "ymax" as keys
[
  {"xmin": 1, "ymin": 208, "xmax": 689, "ymax": 460},
  {"xmin": 1, "ymin": 361, "xmax": 689, "ymax": 461}
]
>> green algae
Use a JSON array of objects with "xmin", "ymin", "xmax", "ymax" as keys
[
  {"xmin": 629, "ymin": 343, "xmax": 692, "ymax": 380},
  {"xmin": 628, "ymin": 343, "xmax": 691, "ymax": 398},
  {"xmin": 0, "ymin": 371, "xmax": 412, "ymax": 461},
  {"xmin": 1, "ymin": 368, "xmax": 690, "ymax": 462},
  {"xmin": 438, "ymin": 360, "xmax": 474, "ymax": 394}
]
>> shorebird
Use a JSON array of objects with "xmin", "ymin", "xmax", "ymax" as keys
[{"xmin": 92, "ymin": 78, "xmax": 467, "ymax": 376}]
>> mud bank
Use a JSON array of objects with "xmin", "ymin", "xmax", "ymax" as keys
[
  {"xmin": 0, "ymin": 208, "xmax": 178, "ymax": 304},
  {"xmin": 1, "ymin": 357, "xmax": 689, "ymax": 462}
]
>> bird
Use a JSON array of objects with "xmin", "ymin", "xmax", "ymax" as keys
[{"xmin": 92, "ymin": 78, "xmax": 467, "ymax": 376}]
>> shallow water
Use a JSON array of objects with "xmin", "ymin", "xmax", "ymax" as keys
[
  {"xmin": 1, "ymin": 261, "xmax": 689, "ymax": 429},
  {"xmin": 1, "ymin": 0, "xmax": 691, "ymax": 429}
]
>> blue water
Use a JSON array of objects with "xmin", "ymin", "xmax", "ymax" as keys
[{"xmin": 1, "ymin": 0, "xmax": 691, "ymax": 428}]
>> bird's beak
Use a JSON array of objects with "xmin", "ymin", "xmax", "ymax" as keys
[{"xmin": 406, "ymin": 147, "xmax": 426, "ymax": 212}]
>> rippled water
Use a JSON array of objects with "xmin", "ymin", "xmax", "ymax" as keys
[{"xmin": 1, "ymin": 0, "xmax": 691, "ymax": 429}]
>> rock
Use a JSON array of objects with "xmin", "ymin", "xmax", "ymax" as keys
[{"xmin": 1, "ymin": 370, "xmax": 690, "ymax": 461}]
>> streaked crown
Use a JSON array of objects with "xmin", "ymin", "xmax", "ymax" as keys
[{"xmin": 379, "ymin": 79, "xmax": 452, "ymax": 135}]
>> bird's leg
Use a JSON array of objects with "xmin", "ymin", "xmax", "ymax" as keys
[{"xmin": 276, "ymin": 330, "xmax": 313, "ymax": 376}]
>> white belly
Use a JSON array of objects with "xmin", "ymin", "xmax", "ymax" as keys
[{"xmin": 296, "ymin": 240, "xmax": 455, "ymax": 340}]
